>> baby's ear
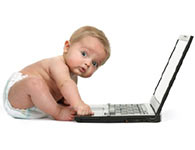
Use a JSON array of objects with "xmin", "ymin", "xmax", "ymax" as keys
[{"xmin": 63, "ymin": 40, "xmax": 70, "ymax": 53}]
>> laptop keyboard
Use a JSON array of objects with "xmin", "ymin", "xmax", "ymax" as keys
[{"xmin": 109, "ymin": 104, "xmax": 148, "ymax": 115}]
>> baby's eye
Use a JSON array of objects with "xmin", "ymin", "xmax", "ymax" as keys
[
  {"xmin": 81, "ymin": 51, "xmax": 87, "ymax": 57},
  {"xmin": 92, "ymin": 61, "xmax": 98, "ymax": 67}
]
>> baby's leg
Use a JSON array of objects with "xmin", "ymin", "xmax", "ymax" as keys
[
  {"xmin": 58, "ymin": 97, "xmax": 70, "ymax": 106},
  {"xmin": 8, "ymin": 76, "xmax": 74, "ymax": 120}
]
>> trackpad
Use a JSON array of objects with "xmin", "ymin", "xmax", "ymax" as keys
[{"xmin": 90, "ymin": 104, "xmax": 109, "ymax": 116}]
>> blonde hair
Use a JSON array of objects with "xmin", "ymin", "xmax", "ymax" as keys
[{"xmin": 70, "ymin": 26, "xmax": 110, "ymax": 65}]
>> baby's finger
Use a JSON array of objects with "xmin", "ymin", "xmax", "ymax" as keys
[
  {"xmin": 77, "ymin": 110, "xmax": 82, "ymax": 115},
  {"xmin": 78, "ymin": 110, "xmax": 86, "ymax": 116},
  {"xmin": 90, "ymin": 111, "xmax": 94, "ymax": 115},
  {"xmin": 88, "ymin": 108, "xmax": 94, "ymax": 115},
  {"xmin": 71, "ymin": 110, "xmax": 77, "ymax": 115}
]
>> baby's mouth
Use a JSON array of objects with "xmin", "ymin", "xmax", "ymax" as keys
[{"xmin": 79, "ymin": 67, "xmax": 86, "ymax": 73}]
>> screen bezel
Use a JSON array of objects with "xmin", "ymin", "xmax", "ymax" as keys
[{"xmin": 150, "ymin": 35, "xmax": 193, "ymax": 114}]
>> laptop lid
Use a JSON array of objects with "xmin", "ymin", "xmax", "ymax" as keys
[{"xmin": 150, "ymin": 35, "xmax": 193, "ymax": 114}]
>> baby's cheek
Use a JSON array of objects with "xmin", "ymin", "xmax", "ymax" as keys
[{"xmin": 89, "ymin": 70, "xmax": 96, "ymax": 77}]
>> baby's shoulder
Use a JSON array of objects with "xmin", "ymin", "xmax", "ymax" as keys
[
  {"xmin": 48, "ymin": 56, "xmax": 69, "ymax": 70},
  {"xmin": 47, "ymin": 56, "xmax": 64, "ymax": 64}
]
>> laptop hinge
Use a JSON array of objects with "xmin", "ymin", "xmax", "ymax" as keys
[{"xmin": 150, "ymin": 95, "xmax": 160, "ymax": 114}]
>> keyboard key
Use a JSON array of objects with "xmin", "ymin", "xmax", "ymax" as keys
[{"xmin": 109, "ymin": 104, "xmax": 148, "ymax": 115}]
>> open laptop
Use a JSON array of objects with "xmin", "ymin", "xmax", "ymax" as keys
[{"xmin": 75, "ymin": 35, "xmax": 193, "ymax": 123}]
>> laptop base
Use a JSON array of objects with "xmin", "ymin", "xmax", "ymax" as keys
[{"xmin": 74, "ymin": 115, "xmax": 161, "ymax": 123}]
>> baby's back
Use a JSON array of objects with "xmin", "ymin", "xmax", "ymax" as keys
[
  {"xmin": 20, "ymin": 57, "xmax": 52, "ymax": 79},
  {"xmin": 20, "ymin": 56, "xmax": 63, "ymax": 100}
]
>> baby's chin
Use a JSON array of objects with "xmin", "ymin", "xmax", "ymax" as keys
[
  {"xmin": 78, "ymin": 72, "xmax": 93, "ymax": 78},
  {"xmin": 78, "ymin": 74, "xmax": 92, "ymax": 78}
]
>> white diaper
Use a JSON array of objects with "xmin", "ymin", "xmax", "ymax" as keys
[{"xmin": 3, "ymin": 72, "xmax": 49, "ymax": 119}]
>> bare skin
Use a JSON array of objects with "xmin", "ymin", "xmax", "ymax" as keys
[
  {"xmin": 8, "ymin": 57, "xmax": 77, "ymax": 121},
  {"xmin": 8, "ymin": 36, "xmax": 107, "ymax": 121}
]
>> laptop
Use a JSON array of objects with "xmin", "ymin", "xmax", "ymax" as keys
[{"xmin": 75, "ymin": 35, "xmax": 193, "ymax": 123}]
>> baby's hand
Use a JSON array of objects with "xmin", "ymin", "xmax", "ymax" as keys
[{"xmin": 75, "ymin": 103, "xmax": 94, "ymax": 116}]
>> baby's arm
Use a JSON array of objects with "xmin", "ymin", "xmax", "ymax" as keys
[{"xmin": 49, "ymin": 59, "xmax": 93, "ymax": 115}]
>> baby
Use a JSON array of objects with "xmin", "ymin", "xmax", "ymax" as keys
[{"xmin": 3, "ymin": 26, "xmax": 110, "ymax": 121}]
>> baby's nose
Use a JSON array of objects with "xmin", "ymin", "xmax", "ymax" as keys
[{"xmin": 84, "ymin": 59, "xmax": 91, "ymax": 67}]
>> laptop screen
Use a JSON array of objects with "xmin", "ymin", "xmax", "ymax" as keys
[{"xmin": 151, "ymin": 35, "xmax": 193, "ymax": 113}]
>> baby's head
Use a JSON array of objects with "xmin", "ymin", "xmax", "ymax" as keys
[{"xmin": 63, "ymin": 26, "xmax": 110, "ymax": 78}]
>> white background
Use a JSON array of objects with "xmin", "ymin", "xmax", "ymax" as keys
[{"xmin": 0, "ymin": 0, "xmax": 195, "ymax": 149}]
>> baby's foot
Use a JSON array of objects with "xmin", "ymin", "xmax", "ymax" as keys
[{"xmin": 55, "ymin": 106, "xmax": 76, "ymax": 121}]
